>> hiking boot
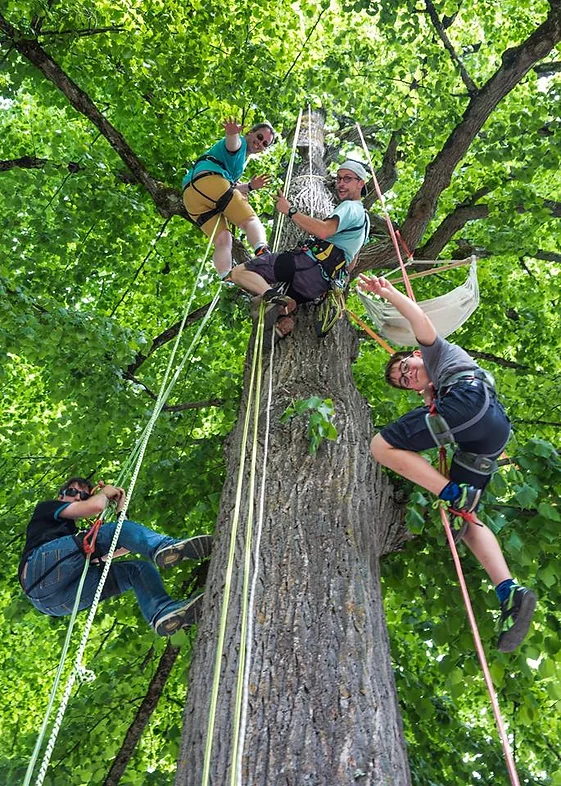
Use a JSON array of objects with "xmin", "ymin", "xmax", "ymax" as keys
[
  {"xmin": 154, "ymin": 534, "xmax": 213, "ymax": 570},
  {"xmin": 262, "ymin": 289, "xmax": 297, "ymax": 316},
  {"xmin": 497, "ymin": 586, "xmax": 537, "ymax": 652},
  {"xmin": 153, "ymin": 592, "xmax": 204, "ymax": 636},
  {"xmin": 254, "ymin": 244, "xmax": 270, "ymax": 257},
  {"xmin": 449, "ymin": 484, "xmax": 482, "ymax": 514}
]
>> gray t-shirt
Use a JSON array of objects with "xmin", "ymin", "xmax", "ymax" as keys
[{"xmin": 420, "ymin": 334, "xmax": 479, "ymax": 390}]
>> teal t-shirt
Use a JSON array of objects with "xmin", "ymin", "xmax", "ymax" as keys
[
  {"xmin": 182, "ymin": 137, "xmax": 248, "ymax": 188},
  {"xmin": 325, "ymin": 200, "xmax": 370, "ymax": 263}
]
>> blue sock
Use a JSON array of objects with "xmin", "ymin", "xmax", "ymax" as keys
[
  {"xmin": 438, "ymin": 481, "xmax": 461, "ymax": 502},
  {"xmin": 496, "ymin": 579, "xmax": 516, "ymax": 604}
]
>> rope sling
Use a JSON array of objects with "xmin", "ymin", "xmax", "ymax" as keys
[
  {"xmin": 25, "ymin": 219, "xmax": 223, "ymax": 786},
  {"xmin": 353, "ymin": 121, "xmax": 522, "ymax": 786}
]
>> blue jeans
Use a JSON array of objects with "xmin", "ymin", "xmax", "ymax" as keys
[{"xmin": 22, "ymin": 520, "xmax": 184, "ymax": 629}]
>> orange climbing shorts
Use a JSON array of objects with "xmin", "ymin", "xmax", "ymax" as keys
[{"xmin": 183, "ymin": 174, "xmax": 257, "ymax": 238}]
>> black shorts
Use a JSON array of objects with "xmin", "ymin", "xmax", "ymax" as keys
[
  {"xmin": 244, "ymin": 250, "xmax": 330, "ymax": 303},
  {"xmin": 380, "ymin": 380, "xmax": 511, "ymax": 488}
]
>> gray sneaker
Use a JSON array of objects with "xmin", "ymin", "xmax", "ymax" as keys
[
  {"xmin": 153, "ymin": 592, "xmax": 204, "ymax": 636},
  {"xmin": 497, "ymin": 586, "xmax": 537, "ymax": 652},
  {"xmin": 154, "ymin": 534, "xmax": 213, "ymax": 570}
]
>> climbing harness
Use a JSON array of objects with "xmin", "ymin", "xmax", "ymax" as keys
[
  {"xmin": 301, "ymin": 206, "xmax": 370, "ymax": 285},
  {"xmin": 184, "ymin": 171, "xmax": 235, "ymax": 228},
  {"xmin": 25, "ymin": 220, "xmax": 223, "ymax": 786}
]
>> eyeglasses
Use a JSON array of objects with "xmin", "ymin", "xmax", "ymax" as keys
[
  {"xmin": 397, "ymin": 356, "xmax": 414, "ymax": 388},
  {"xmin": 63, "ymin": 487, "xmax": 91, "ymax": 501},
  {"xmin": 256, "ymin": 132, "xmax": 272, "ymax": 148},
  {"xmin": 336, "ymin": 175, "xmax": 360, "ymax": 183}
]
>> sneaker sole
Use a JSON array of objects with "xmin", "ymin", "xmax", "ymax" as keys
[
  {"xmin": 154, "ymin": 593, "xmax": 204, "ymax": 636},
  {"xmin": 155, "ymin": 535, "xmax": 213, "ymax": 570},
  {"xmin": 498, "ymin": 590, "xmax": 537, "ymax": 652}
]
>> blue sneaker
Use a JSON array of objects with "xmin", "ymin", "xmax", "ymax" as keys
[{"xmin": 497, "ymin": 586, "xmax": 537, "ymax": 652}]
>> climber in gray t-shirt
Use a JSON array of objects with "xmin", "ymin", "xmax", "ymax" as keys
[{"xmin": 358, "ymin": 273, "xmax": 536, "ymax": 654}]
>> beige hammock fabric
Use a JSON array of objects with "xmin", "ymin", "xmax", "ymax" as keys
[{"xmin": 357, "ymin": 256, "xmax": 479, "ymax": 346}]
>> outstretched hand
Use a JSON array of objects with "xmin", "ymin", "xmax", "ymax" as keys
[
  {"xmin": 275, "ymin": 189, "xmax": 291, "ymax": 215},
  {"xmin": 223, "ymin": 117, "xmax": 243, "ymax": 136},
  {"xmin": 250, "ymin": 174, "xmax": 270, "ymax": 191},
  {"xmin": 357, "ymin": 274, "xmax": 396, "ymax": 300}
]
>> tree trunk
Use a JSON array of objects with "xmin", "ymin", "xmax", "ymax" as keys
[{"xmin": 176, "ymin": 112, "xmax": 411, "ymax": 786}]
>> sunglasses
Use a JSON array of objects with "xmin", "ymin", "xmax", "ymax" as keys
[
  {"xmin": 256, "ymin": 132, "xmax": 272, "ymax": 148},
  {"xmin": 63, "ymin": 487, "xmax": 91, "ymax": 501}
]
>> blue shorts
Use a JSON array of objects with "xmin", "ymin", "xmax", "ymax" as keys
[{"xmin": 380, "ymin": 380, "xmax": 511, "ymax": 488}]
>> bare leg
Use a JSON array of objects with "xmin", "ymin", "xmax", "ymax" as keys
[
  {"xmin": 239, "ymin": 215, "xmax": 267, "ymax": 250},
  {"xmin": 213, "ymin": 230, "xmax": 233, "ymax": 277},
  {"xmin": 371, "ymin": 434, "xmax": 512, "ymax": 586},
  {"xmin": 230, "ymin": 264, "xmax": 271, "ymax": 296},
  {"xmin": 371, "ymin": 434, "xmax": 448, "ymax": 495},
  {"xmin": 461, "ymin": 522, "xmax": 511, "ymax": 585}
]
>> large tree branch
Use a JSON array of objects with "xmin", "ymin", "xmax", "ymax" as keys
[
  {"xmin": 424, "ymin": 0, "xmax": 478, "ymax": 96},
  {"xmin": 0, "ymin": 13, "xmax": 185, "ymax": 219},
  {"xmin": 417, "ymin": 186, "xmax": 492, "ymax": 257},
  {"xmin": 126, "ymin": 302, "xmax": 212, "ymax": 374},
  {"xmin": 124, "ymin": 373, "xmax": 224, "ymax": 412},
  {"xmin": 533, "ymin": 250, "xmax": 561, "ymax": 263},
  {"xmin": 0, "ymin": 155, "xmax": 48, "ymax": 171},
  {"xmin": 463, "ymin": 349, "xmax": 530, "ymax": 370},
  {"xmin": 399, "ymin": 5, "xmax": 561, "ymax": 251}
]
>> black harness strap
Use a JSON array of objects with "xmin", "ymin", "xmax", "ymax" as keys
[
  {"xmin": 183, "ymin": 171, "xmax": 235, "ymax": 229},
  {"xmin": 302, "ymin": 209, "xmax": 370, "ymax": 281}
]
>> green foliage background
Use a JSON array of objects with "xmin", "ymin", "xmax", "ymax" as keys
[{"xmin": 0, "ymin": 0, "xmax": 560, "ymax": 783}]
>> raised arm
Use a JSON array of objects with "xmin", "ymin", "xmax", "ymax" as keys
[
  {"xmin": 223, "ymin": 117, "xmax": 243, "ymax": 152},
  {"xmin": 358, "ymin": 275, "xmax": 437, "ymax": 346}
]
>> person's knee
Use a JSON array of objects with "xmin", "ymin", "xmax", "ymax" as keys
[
  {"xmin": 214, "ymin": 229, "xmax": 232, "ymax": 248},
  {"xmin": 230, "ymin": 264, "xmax": 246, "ymax": 283},
  {"xmin": 238, "ymin": 215, "xmax": 259, "ymax": 232}
]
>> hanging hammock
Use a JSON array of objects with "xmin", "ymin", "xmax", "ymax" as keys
[{"xmin": 356, "ymin": 255, "xmax": 479, "ymax": 346}]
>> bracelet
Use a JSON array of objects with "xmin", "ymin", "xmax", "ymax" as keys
[{"xmin": 247, "ymin": 182, "xmax": 254, "ymax": 192}]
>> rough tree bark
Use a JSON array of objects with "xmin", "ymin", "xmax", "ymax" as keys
[{"xmin": 176, "ymin": 112, "xmax": 411, "ymax": 786}]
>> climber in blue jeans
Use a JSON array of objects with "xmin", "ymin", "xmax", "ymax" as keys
[{"xmin": 18, "ymin": 476, "xmax": 212, "ymax": 636}]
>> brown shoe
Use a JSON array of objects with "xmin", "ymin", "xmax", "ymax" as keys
[{"xmin": 274, "ymin": 315, "xmax": 295, "ymax": 340}]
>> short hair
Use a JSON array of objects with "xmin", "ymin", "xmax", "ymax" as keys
[
  {"xmin": 249, "ymin": 122, "xmax": 276, "ymax": 143},
  {"xmin": 384, "ymin": 351, "xmax": 412, "ymax": 389},
  {"xmin": 58, "ymin": 476, "xmax": 94, "ymax": 496}
]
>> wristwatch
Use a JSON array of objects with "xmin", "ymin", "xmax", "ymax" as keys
[{"xmin": 287, "ymin": 206, "xmax": 298, "ymax": 219}]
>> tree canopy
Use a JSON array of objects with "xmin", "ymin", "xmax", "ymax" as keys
[{"xmin": 1, "ymin": 0, "xmax": 560, "ymax": 783}]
